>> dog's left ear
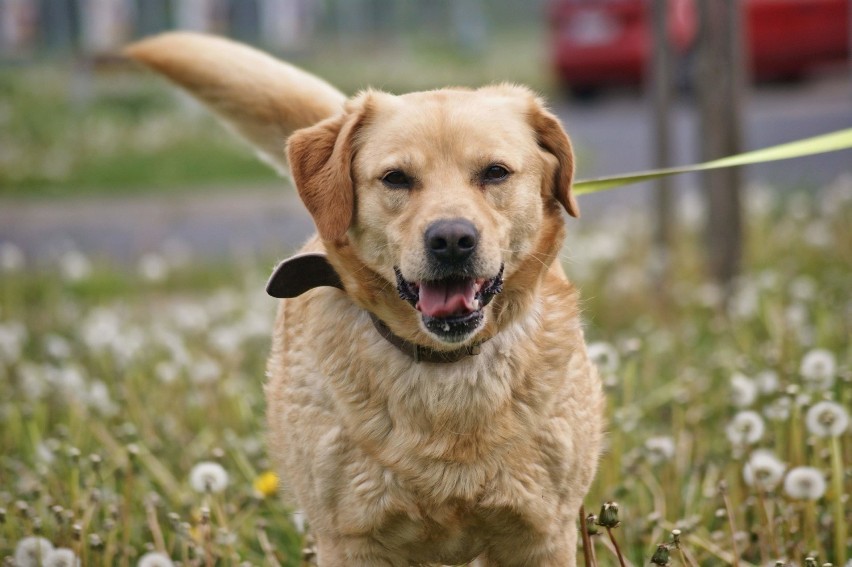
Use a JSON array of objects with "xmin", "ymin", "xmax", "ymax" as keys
[
  {"xmin": 287, "ymin": 95, "xmax": 372, "ymax": 242},
  {"xmin": 529, "ymin": 102, "xmax": 580, "ymax": 218}
]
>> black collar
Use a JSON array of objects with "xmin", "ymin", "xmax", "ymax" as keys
[{"xmin": 266, "ymin": 253, "xmax": 485, "ymax": 364}]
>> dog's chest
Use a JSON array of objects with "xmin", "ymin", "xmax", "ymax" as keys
[{"xmin": 335, "ymin": 458, "xmax": 557, "ymax": 565}]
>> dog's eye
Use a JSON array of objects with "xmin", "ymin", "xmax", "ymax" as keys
[
  {"xmin": 481, "ymin": 165, "xmax": 510, "ymax": 183},
  {"xmin": 382, "ymin": 170, "xmax": 412, "ymax": 189}
]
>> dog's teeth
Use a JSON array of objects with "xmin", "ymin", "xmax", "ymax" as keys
[{"xmin": 472, "ymin": 299, "xmax": 481, "ymax": 310}]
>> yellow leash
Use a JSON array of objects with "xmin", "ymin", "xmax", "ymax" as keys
[{"xmin": 573, "ymin": 127, "xmax": 852, "ymax": 195}]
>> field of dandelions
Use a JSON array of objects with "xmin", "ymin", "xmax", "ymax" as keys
[
  {"xmin": 2, "ymin": 173, "xmax": 850, "ymax": 566},
  {"xmin": 2, "ymin": 61, "xmax": 851, "ymax": 566}
]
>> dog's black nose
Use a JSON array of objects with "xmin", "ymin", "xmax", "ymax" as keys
[{"xmin": 425, "ymin": 218, "xmax": 479, "ymax": 264}]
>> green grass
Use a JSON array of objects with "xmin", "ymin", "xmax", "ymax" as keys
[
  {"xmin": 0, "ymin": 65, "xmax": 279, "ymax": 199},
  {"xmin": 1, "ymin": 181, "xmax": 850, "ymax": 565}
]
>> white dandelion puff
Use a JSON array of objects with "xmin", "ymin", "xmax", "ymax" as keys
[
  {"xmin": 783, "ymin": 466, "xmax": 826, "ymax": 501},
  {"xmin": 43, "ymin": 548, "xmax": 81, "ymax": 567},
  {"xmin": 189, "ymin": 357, "xmax": 221, "ymax": 384},
  {"xmin": 754, "ymin": 370, "xmax": 780, "ymax": 395},
  {"xmin": 87, "ymin": 381, "xmax": 119, "ymax": 417},
  {"xmin": 743, "ymin": 450, "xmax": 786, "ymax": 491},
  {"xmin": 137, "ymin": 551, "xmax": 175, "ymax": 567},
  {"xmin": 789, "ymin": 276, "xmax": 817, "ymax": 302},
  {"xmin": 799, "ymin": 349, "xmax": 836, "ymax": 390},
  {"xmin": 43, "ymin": 334, "xmax": 72, "ymax": 360},
  {"xmin": 291, "ymin": 509, "xmax": 306, "ymax": 534},
  {"xmin": 587, "ymin": 342, "xmax": 620, "ymax": 374},
  {"xmin": 14, "ymin": 537, "xmax": 55, "ymax": 567},
  {"xmin": 0, "ymin": 321, "xmax": 27, "ymax": 363},
  {"xmin": 763, "ymin": 396, "xmax": 792, "ymax": 422},
  {"xmin": 189, "ymin": 461, "xmax": 229, "ymax": 493},
  {"xmin": 137, "ymin": 253, "xmax": 169, "ymax": 283},
  {"xmin": 155, "ymin": 361, "xmax": 180, "ymax": 384},
  {"xmin": 59, "ymin": 249, "xmax": 92, "ymax": 282},
  {"xmin": 725, "ymin": 411, "xmax": 765, "ymax": 446},
  {"xmin": 0, "ymin": 242, "xmax": 25, "ymax": 272},
  {"xmin": 730, "ymin": 373, "xmax": 758, "ymax": 407},
  {"xmin": 644, "ymin": 436, "xmax": 676, "ymax": 465},
  {"xmin": 805, "ymin": 401, "xmax": 849, "ymax": 438}
]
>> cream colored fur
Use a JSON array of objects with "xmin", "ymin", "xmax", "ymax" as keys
[{"xmin": 127, "ymin": 32, "xmax": 604, "ymax": 567}]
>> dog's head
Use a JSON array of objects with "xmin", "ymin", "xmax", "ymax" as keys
[
  {"xmin": 290, "ymin": 86, "xmax": 577, "ymax": 346},
  {"xmin": 124, "ymin": 34, "xmax": 577, "ymax": 348}
]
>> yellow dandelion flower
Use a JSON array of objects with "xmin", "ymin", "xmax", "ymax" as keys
[{"xmin": 253, "ymin": 471, "xmax": 279, "ymax": 498}]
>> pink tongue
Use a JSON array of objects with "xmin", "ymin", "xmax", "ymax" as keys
[{"xmin": 416, "ymin": 279, "xmax": 477, "ymax": 318}]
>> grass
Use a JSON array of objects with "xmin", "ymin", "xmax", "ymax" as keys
[
  {"xmin": 0, "ymin": 65, "xmax": 279, "ymax": 198},
  {"xmin": 0, "ymin": 28, "xmax": 555, "ymax": 200},
  {"xmin": 1, "ymin": 177, "xmax": 850, "ymax": 565}
]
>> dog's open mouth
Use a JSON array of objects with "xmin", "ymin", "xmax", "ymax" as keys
[{"xmin": 395, "ymin": 265, "xmax": 503, "ymax": 341}]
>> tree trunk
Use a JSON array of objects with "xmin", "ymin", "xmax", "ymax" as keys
[
  {"xmin": 649, "ymin": 0, "xmax": 674, "ymax": 284},
  {"xmin": 695, "ymin": 0, "xmax": 745, "ymax": 290}
]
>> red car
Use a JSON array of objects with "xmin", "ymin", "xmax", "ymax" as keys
[{"xmin": 549, "ymin": 0, "xmax": 850, "ymax": 94}]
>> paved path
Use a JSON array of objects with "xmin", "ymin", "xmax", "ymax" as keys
[{"xmin": 2, "ymin": 77, "xmax": 850, "ymax": 265}]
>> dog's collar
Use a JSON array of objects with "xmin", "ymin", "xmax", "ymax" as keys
[{"xmin": 266, "ymin": 253, "xmax": 485, "ymax": 364}]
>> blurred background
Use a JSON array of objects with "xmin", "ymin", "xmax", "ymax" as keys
[
  {"xmin": 0, "ymin": 0, "xmax": 850, "ymax": 273},
  {"xmin": 2, "ymin": 4, "xmax": 851, "ymax": 564}
]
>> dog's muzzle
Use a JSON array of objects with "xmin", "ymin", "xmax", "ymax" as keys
[{"xmin": 395, "ymin": 264, "xmax": 503, "ymax": 343}]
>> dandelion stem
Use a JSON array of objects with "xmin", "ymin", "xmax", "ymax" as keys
[
  {"xmin": 720, "ymin": 483, "xmax": 741, "ymax": 567},
  {"xmin": 830, "ymin": 435, "xmax": 847, "ymax": 566},
  {"xmin": 145, "ymin": 499, "xmax": 167, "ymax": 552},
  {"xmin": 257, "ymin": 525, "xmax": 283, "ymax": 567},
  {"xmin": 606, "ymin": 527, "xmax": 628, "ymax": 567},
  {"xmin": 756, "ymin": 489, "xmax": 781, "ymax": 560},
  {"xmin": 790, "ymin": 402, "xmax": 804, "ymax": 467},
  {"xmin": 677, "ymin": 545, "xmax": 701, "ymax": 567},
  {"xmin": 803, "ymin": 501, "xmax": 821, "ymax": 559},
  {"xmin": 579, "ymin": 505, "xmax": 594, "ymax": 567}
]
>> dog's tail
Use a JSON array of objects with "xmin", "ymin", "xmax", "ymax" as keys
[{"xmin": 124, "ymin": 32, "xmax": 346, "ymax": 176}]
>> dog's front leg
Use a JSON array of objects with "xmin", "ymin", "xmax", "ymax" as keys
[{"xmin": 315, "ymin": 534, "xmax": 408, "ymax": 567}]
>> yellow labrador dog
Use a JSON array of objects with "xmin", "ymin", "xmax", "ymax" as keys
[{"xmin": 127, "ymin": 33, "xmax": 604, "ymax": 566}]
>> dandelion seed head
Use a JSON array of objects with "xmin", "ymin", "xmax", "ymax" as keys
[
  {"xmin": 137, "ymin": 253, "xmax": 169, "ymax": 283},
  {"xmin": 754, "ymin": 370, "xmax": 780, "ymax": 395},
  {"xmin": 783, "ymin": 466, "xmax": 826, "ymax": 500},
  {"xmin": 189, "ymin": 461, "xmax": 229, "ymax": 493},
  {"xmin": 59, "ymin": 250, "xmax": 92, "ymax": 282},
  {"xmin": 0, "ymin": 321, "xmax": 27, "ymax": 363},
  {"xmin": 137, "ymin": 551, "xmax": 175, "ymax": 567},
  {"xmin": 189, "ymin": 357, "xmax": 221, "ymax": 384},
  {"xmin": 587, "ymin": 341, "xmax": 620, "ymax": 374},
  {"xmin": 155, "ymin": 361, "xmax": 180, "ymax": 384},
  {"xmin": 291, "ymin": 509, "xmax": 306, "ymax": 534},
  {"xmin": 87, "ymin": 380, "xmax": 118, "ymax": 417},
  {"xmin": 725, "ymin": 411, "xmax": 765, "ymax": 446},
  {"xmin": 800, "ymin": 348, "xmax": 836, "ymax": 390},
  {"xmin": 43, "ymin": 334, "xmax": 72, "ymax": 360},
  {"xmin": 644, "ymin": 436, "xmax": 676, "ymax": 465},
  {"xmin": 789, "ymin": 276, "xmax": 817, "ymax": 302},
  {"xmin": 14, "ymin": 537, "xmax": 55, "ymax": 567},
  {"xmin": 763, "ymin": 396, "xmax": 792, "ymax": 422},
  {"xmin": 743, "ymin": 450, "xmax": 786, "ymax": 491},
  {"xmin": 172, "ymin": 302, "xmax": 209, "ymax": 331},
  {"xmin": 730, "ymin": 373, "xmax": 758, "ymax": 407},
  {"xmin": 0, "ymin": 241, "xmax": 25, "ymax": 272},
  {"xmin": 805, "ymin": 400, "xmax": 849, "ymax": 438},
  {"xmin": 43, "ymin": 548, "xmax": 80, "ymax": 567}
]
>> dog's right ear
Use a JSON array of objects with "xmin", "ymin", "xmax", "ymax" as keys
[
  {"xmin": 124, "ymin": 32, "xmax": 345, "ymax": 175},
  {"xmin": 287, "ymin": 96, "xmax": 372, "ymax": 243}
]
